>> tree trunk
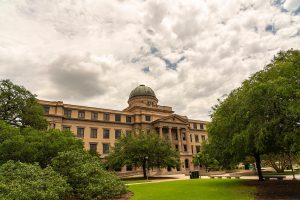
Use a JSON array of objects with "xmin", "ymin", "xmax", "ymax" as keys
[
  {"xmin": 288, "ymin": 153, "xmax": 296, "ymax": 180},
  {"xmin": 142, "ymin": 162, "xmax": 147, "ymax": 179},
  {"xmin": 254, "ymin": 152, "xmax": 264, "ymax": 181}
]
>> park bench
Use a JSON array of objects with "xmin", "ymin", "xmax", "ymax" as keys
[
  {"xmin": 263, "ymin": 175, "xmax": 286, "ymax": 180},
  {"xmin": 209, "ymin": 175, "xmax": 241, "ymax": 179}
]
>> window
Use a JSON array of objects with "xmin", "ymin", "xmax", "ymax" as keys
[
  {"xmin": 193, "ymin": 123, "xmax": 197, "ymax": 129},
  {"xmin": 182, "ymin": 132, "xmax": 186, "ymax": 141},
  {"xmin": 115, "ymin": 129, "xmax": 121, "ymax": 139},
  {"xmin": 201, "ymin": 135, "xmax": 206, "ymax": 141},
  {"xmin": 145, "ymin": 115, "xmax": 151, "ymax": 122},
  {"xmin": 126, "ymin": 165, "xmax": 133, "ymax": 171},
  {"xmin": 190, "ymin": 134, "xmax": 192, "ymax": 142},
  {"xmin": 90, "ymin": 128, "xmax": 97, "ymax": 138},
  {"xmin": 185, "ymin": 159, "xmax": 189, "ymax": 168},
  {"xmin": 175, "ymin": 145, "xmax": 179, "ymax": 151},
  {"xmin": 43, "ymin": 106, "xmax": 50, "ymax": 114},
  {"xmin": 115, "ymin": 114, "xmax": 121, "ymax": 122},
  {"xmin": 191, "ymin": 145, "xmax": 194, "ymax": 154},
  {"xmin": 90, "ymin": 143, "xmax": 97, "ymax": 152},
  {"xmin": 91, "ymin": 112, "xmax": 98, "ymax": 120},
  {"xmin": 195, "ymin": 135, "xmax": 199, "ymax": 143},
  {"xmin": 78, "ymin": 111, "xmax": 85, "ymax": 119},
  {"xmin": 200, "ymin": 123, "xmax": 204, "ymax": 130},
  {"xmin": 103, "ymin": 143, "xmax": 110, "ymax": 154},
  {"xmin": 174, "ymin": 132, "xmax": 178, "ymax": 140},
  {"xmin": 126, "ymin": 116, "xmax": 132, "ymax": 123},
  {"xmin": 77, "ymin": 127, "xmax": 84, "ymax": 138},
  {"xmin": 63, "ymin": 126, "xmax": 71, "ymax": 131},
  {"xmin": 104, "ymin": 113, "xmax": 110, "ymax": 121},
  {"xmin": 196, "ymin": 145, "xmax": 201, "ymax": 153},
  {"xmin": 103, "ymin": 129, "xmax": 110, "ymax": 139},
  {"xmin": 64, "ymin": 109, "xmax": 72, "ymax": 118},
  {"xmin": 183, "ymin": 144, "xmax": 187, "ymax": 152}
]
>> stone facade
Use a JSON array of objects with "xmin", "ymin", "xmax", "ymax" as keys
[{"xmin": 39, "ymin": 85, "xmax": 208, "ymax": 174}]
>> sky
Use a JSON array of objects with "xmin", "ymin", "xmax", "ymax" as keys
[{"xmin": 1, "ymin": 0, "xmax": 300, "ymax": 121}]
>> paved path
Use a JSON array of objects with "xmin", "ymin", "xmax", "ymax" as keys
[{"xmin": 126, "ymin": 173, "xmax": 300, "ymax": 186}]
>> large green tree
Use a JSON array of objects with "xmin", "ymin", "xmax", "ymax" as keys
[
  {"xmin": 0, "ymin": 79, "xmax": 47, "ymax": 130},
  {"xmin": 0, "ymin": 120, "xmax": 83, "ymax": 168},
  {"xmin": 107, "ymin": 130, "xmax": 180, "ymax": 179},
  {"xmin": 208, "ymin": 50, "xmax": 300, "ymax": 181}
]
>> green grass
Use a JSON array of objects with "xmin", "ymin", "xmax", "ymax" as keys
[{"xmin": 128, "ymin": 179, "xmax": 255, "ymax": 200}]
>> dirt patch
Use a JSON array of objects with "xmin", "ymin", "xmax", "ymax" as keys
[
  {"xmin": 113, "ymin": 191, "xmax": 134, "ymax": 200},
  {"xmin": 245, "ymin": 180, "xmax": 300, "ymax": 200}
]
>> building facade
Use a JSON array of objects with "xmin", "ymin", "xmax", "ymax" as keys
[{"xmin": 39, "ymin": 85, "xmax": 208, "ymax": 174}]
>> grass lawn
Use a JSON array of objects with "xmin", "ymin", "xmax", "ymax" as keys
[{"xmin": 128, "ymin": 179, "xmax": 255, "ymax": 200}]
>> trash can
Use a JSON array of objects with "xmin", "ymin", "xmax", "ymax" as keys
[{"xmin": 189, "ymin": 171, "xmax": 200, "ymax": 179}]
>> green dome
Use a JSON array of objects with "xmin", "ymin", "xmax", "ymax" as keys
[{"xmin": 129, "ymin": 85, "xmax": 156, "ymax": 99}]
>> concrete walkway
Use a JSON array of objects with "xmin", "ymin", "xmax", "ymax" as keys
[{"xmin": 126, "ymin": 173, "xmax": 300, "ymax": 186}]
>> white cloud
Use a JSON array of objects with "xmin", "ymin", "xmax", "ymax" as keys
[{"xmin": 0, "ymin": 0, "xmax": 300, "ymax": 121}]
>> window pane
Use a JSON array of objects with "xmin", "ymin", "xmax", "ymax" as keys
[
  {"xmin": 103, "ymin": 143, "xmax": 110, "ymax": 154},
  {"xmin": 104, "ymin": 113, "xmax": 110, "ymax": 121},
  {"xmin": 91, "ymin": 112, "xmax": 98, "ymax": 120},
  {"xmin": 90, "ymin": 128, "xmax": 97, "ymax": 138},
  {"xmin": 90, "ymin": 143, "xmax": 97, "ymax": 152},
  {"xmin": 115, "ymin": 114, "xmax": 121, "ymax": 122},
  {"xmin": 64, "ymin": 110, "xmax": 72, "ymax": 118},
  {"xmin": 77, "ymin": 128, "xmax": 84, "ymax": 138},
  {"xmin": 201, "ymin": 135, "xmax": 206, "ymax": 141},
  {"xmin": 200, "ymin": 123, "xmax": 204, "ymax": 130},
  {"xmin": 145, "ymin": 115, "xmax": 151, "ymax": 121},
  {"xmin": 195, "ymin": 135, "xmax": 199, "ymax": 143},
  {"xmin": 78, "ymin": 111, "xmax": 85, "ymax": 119},
  {"xmin": 103, "ymin": 129, "xmax": 110, "ymax": 139},
  {"xmin": 126, "ymin": 116, "xmax": 132, "ymax": 123},
  {"xmin": 43, "ymin": 106, "xmax": 50, "ymax": 114},
  {"xmin": 63, "ymin": 126, "xmax": 71, "ymax": 131},
  {"xmin": 115, "ymin": 129, "xmax": 121, "ymax": 139}
]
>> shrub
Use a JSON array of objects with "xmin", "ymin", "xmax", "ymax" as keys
[
  {"xmin": 51, "ymin": 150, "xmax": 127, "ymax": 200},
  {"xmin": 0, "ymin": 161, "xmax": 70, "ymax": 200}
]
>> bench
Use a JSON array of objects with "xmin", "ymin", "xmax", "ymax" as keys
[
  {"xmin": 263, "ymin": 175, "xmax": 286, "ymax": 180},
  {"xmin": 209, "ymin": 175, "xmax": 241, "ymax": 179}
]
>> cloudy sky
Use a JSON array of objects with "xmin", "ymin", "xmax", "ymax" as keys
[{"xmin": 1, "ymin": 0, "xmax": 300, "ymax": 121}]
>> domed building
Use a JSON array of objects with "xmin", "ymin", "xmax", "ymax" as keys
[{"xmin": 39, "ymin": 84, "xmax": 208, "ymax": 175}]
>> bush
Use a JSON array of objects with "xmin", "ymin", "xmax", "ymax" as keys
[
  {"xmin": 0, "ymin": 121, "xmax": 83, "ymax": 167},
  {"xmin": 51, "ymin": 150, "xmax": 127, "ymax": 200},
  {"xmin": 0, "ymin": 161, "xmax": 70, "ymax": 200}
]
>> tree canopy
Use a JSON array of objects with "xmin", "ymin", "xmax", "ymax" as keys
[
  {"xmin": 107, "ymin": 130, "xmax": 180, "ymax": 178},
  {"xmin": 208, "ymin": 49, "xmax": 300, "ymax": 180},
  {"xmin": 0, "ymin": 79, "xmax": 48, "ymax": 130}
]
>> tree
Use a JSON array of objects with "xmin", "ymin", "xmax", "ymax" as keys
[
  {"xmin": 208, "ymin": 50, "xmax": 300, "ymax": 181},
  {"xmin": 0, "ymin": 79, "xmax": 47, "ymax": 130},
  {"xmin": 0, "ymin": 121, "xmax": 84, "ymax": 167},
  {"xmin": 107, "ymin": 130, "xmax": 180, "ymax": 179},
  {"xmin": 0, "ymin": 161, "xmax": 70, "ymax": 200},
  {"xmin": 193, "ymin": 151, "xmax": 219, "ymax": 172},
  {"xmin": 51, "ymin": 150, "xmax": 126, "ymax": 200}
]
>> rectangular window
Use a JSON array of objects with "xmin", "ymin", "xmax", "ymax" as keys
[
  {"xmin": 126, "ymin": 116, "xmax": 132, "ymax": 123},
  {"xmin": 63, "ymin": 126, "xmax": 71, "ymax": 131},
  {"xmin": 77, "ymin": 127, "xmax": 84, "ymax": 138},
  {"xmin": 64, "ymin": 109, "xmax": 72, "ymax": 118},
  {"xmin": 191, "ymin": 145, "xmax": 194, "ymax": 154},
  {"xmin": 182, "ymin": 132, "xmax": 186, "ymax": 141},
  {"xmin": 103, "ymin": 143, "xmax": 110, "ymax": 154},
  {"xmin": 90, "ymin": 143, "xmax": 97, "ymax": 152},
  {"xmin": 78, "ymin": 111, "xmax": 85, "ymax": 119},
  {"xmin": 104, "ymin": 113, "xmax": 110, "ymax": 121},
  {"xmin": 115, "ymin": 129, "xmax": 121, "ymax": 139},
  {"xmin": 126, "ymin": 165, "xmax": 133, "ymax": 171},
  {"xmin": 190, "ymin": 134, "xmax": 192, "ymax": 142},
  {"xmin": 193, "ymin": 123, "xmax": 197, "ymax": 129},
  {"xmin": 201, "ymin": 135, "xmax": 206, "ymax": 141},
  {"xmin": 91, "ymin": 112, "xmax": 98, "ymax": 120},
  {"xmin": 145, "ymin": 115, "xmax": 151, "ymax": 122},
  {"xmin": 115, "ymin": 114, "xmax": 121, "ymax": 122},
  {"xmin": 195, "ymin": 135, "xmax": 199, "ymax": 143},
  {"xmin": 175, "ymin": 145, "xmax": 179, "ymax": 151},
  {"xmin": 103, "ymin": 129, "xmax": 110, "ymax": 139},
  {"xmin": 90, "ymin": 128, "xmax": 97, "ymax": 138},
  {"xmin": 43, "ymin": 106, "xmax": 50, "ymax": 114},
  {"xmin": 200, "ymin": 123, "xmax": 204, "ymax": 130},
  {"xmin": 183, "ymin": 144, "xmax": 187, "ymax": 152},
  {"xmin": 196, "ymin": 145, "xmax": 201, "ymax": 153}
]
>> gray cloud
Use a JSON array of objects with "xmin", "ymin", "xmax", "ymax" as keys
[{"xmin": 1, "ymin": 0, "xmax": 300, "ymax": 121}]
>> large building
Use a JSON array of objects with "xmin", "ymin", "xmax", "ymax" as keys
[{"xmin": 39, "ymin": 85, "xmax": 208, "ymax": 174}]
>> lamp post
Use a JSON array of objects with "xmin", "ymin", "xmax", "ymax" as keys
[{"xmin": 145, "ymin": 156, "xmax": 149, "ymax": 180}]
